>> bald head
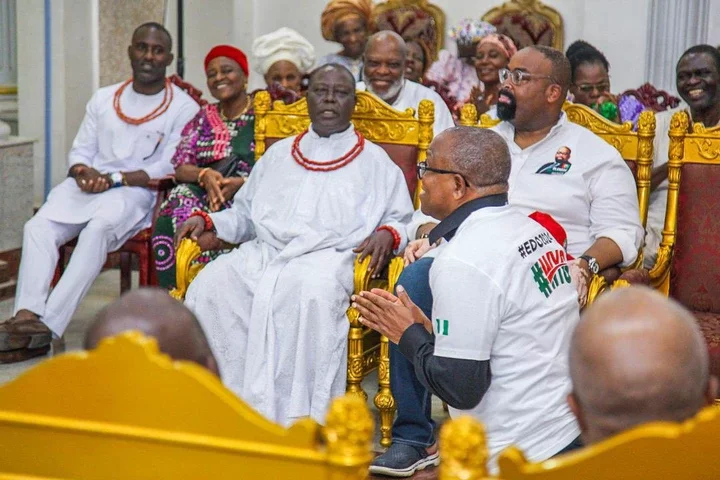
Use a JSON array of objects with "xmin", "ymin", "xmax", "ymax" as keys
[
  {"xmin": 85, "ymin": 289, "xmax": 219, "ymax": 376},
  {"xmin": 419, "ymin": 127, "xmax": 510, "ymax": 220},
  {"xmin": 569, "ymin": 287, "xmax": 716, "ymax": 444},
  {"xmin": 365, "ymin": 30, "xmax": 407, "ymax": 56}
]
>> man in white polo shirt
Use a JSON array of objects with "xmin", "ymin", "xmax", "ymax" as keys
[
  {"xmin": 354, "ymin": 126, "xmax": 581, "ymax": 475},
  {"xmin": 357, "ymin": 31, "xmax": 455, "ymax": 136},
  {"xmin": 380, "ymin": 45, "xmax": 642, "ymax": 477}
]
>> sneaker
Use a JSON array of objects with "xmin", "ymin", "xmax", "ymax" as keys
[{"xmin": 369, "ymin": 443, "xmax": 439, "ymax": 477}]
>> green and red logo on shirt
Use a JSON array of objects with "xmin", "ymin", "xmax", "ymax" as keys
[{"xmin": 531, "ymin": 249, "xmax": 572, "ymax": 298}]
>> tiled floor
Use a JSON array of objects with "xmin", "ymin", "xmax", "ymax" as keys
[{"xmin": 0, "ymin": 269, "xmax": 450, "ymax": 475}]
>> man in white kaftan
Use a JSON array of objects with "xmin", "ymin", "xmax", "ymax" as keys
[
  {"xmin": 358, "ymin": 31, "xmax": 455, "ymax": 137},
  {"xmin": 180, "ymin": 64, "xmax": 414, "ymax": 426},
  {"xmin": 0, "ymin": 23, "xmax": 199, "ymax": 362}
]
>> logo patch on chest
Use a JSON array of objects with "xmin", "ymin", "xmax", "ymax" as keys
[
  {"xmin": 531, "ymin": 249, "xmax": 572, "ymax": 298},
  {"xmin": 536, "ymin": 146, "xmax": 572, "ymax": 175}
]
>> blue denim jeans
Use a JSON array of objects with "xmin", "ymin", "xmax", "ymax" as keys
[{"xmin": 390, "ymin": 257, "xmax": 435, "ymax": 448}]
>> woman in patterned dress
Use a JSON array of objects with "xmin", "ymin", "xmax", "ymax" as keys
[{"xmin": 152, "ymin": 45, "xmax": 255, "ymax": 289}]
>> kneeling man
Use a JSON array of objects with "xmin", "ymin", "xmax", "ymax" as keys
[
  {"xmin": 354, "ymin": 127, "xmax": 580, "ymax": 474},
  {"xmin": 176, "ymin": 64, "xmax": 414, "ymax": 426}
]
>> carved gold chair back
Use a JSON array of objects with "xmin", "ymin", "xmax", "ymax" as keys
[
  {"xmin": 481, "ymin": 0, "xmax": 564, "ymax": 51},
  {"xmin": 174, "ymin": 90, "xmax": 435, "ymax": 447},
  {"xmin": 649, "ymin": 111, "xmax": 720, "ymax": 295},
  {"xmin": 439, "ymin": 406, "xmax": 720, "ymax": 480},
  {"xmin": 0, "ymin": 332, "xmax": 373, "ymax": 479},
  {"xmin": 371, "ymin": 0, "xmax": 446, "ymax": 61}
]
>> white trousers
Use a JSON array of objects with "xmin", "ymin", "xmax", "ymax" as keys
[{"xmin": 13, "ymin": 216, "xmax": 114, "ymax": 336}]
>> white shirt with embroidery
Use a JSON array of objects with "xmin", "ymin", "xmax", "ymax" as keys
[{"xmin": 430, "ymin": 204, "xmax": 580, "ymax": 471}]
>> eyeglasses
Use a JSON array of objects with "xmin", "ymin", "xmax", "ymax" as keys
[
  {"xmin": 417, "ymin": 161, "xmax": 470, "ymax": 186},
  {"xmin": 499, "ymin": 68, "xmax": 556, "ymax": 86}
]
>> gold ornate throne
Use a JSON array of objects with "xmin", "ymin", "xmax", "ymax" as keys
[
  {"xmin": 482, "ymin": 0, "xmax": 564, "ymax": 51},
  {"xmin": 173, "ymin": 90, "xmax": 435, "ymax": 447},
  {"xmin": 0, "ymin": 332, "xmax": 374, "ymax": 479},
  {"xmin": 372, "ymin": 0, "xmax": 446, "ymax": 61},
  {"xmin": 648, "ymin": 111, "xmax": 720, "ymax": 380},
  {"xmin": 438, "ymin": 405, "xmax": 720, "ymax": 479},
  {"xmin": 459, "ymin": 102, "xmax": 656, "ymax": 302}
]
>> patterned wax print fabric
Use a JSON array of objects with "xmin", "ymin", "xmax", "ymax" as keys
[{"xmin": 152, "ymin": 103, "xmax": 255, "ymax": 289}]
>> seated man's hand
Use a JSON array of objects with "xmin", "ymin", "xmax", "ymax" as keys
[
  {"xmin": 403, "ymin": 238, "xmax": 434, "ymax": 266},
  {"xmin": 196, "ymin": 231, "xmax": 223, "ymax": 251},
  {"xmin": 74, "ymin": 166, "xmax": 109, "ymax": 193},
  {"xmin": 351, "ymin": 286, "xmax": 430, "ymax": 343},
  {"xmin": 353, "ymin": 229, "xmax": 394, "ymax": 279},
  {"xmin": 175, "ymin": 216, "xmax": 206, "ymax": 248}
]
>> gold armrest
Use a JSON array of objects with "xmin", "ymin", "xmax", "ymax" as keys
[
  {"xmin": 169, "ymin": 238, "xmax": 205, "ymax": 300},
  {"xmin": 648, "ymin": 244, "xmax": 673, "ymax": 288},
  {"xmin": 586, "ymin": 274, "xmax": 607, "ymax": 306}
]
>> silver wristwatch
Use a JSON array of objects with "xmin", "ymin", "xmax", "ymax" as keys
[
  {"xmin": 110, "ymin": 172, "xmax": 124, "ymax": 188},
  {"xmin": 580, "ymin": 255, "xmax": 599, "ymax": 274}
]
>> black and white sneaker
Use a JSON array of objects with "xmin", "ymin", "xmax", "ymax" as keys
[{"xmin": 369, "ymin": 443, "xmax": 440, "ymax": 477}]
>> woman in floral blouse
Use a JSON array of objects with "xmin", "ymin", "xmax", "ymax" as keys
[{"xmin": 152, "ymin": 45, "xmax": 255, "ymax": 289}]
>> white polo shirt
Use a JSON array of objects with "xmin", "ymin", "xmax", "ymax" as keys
[
  {"xmin": 430, "ymin": 204, "xmax": 580, "ymax": 470},
  {"xmin": 491, "ymin": 114, "xmax": 643, "ymax": 266},
  {"xmin": 408, "ymin": 115, "xmax": 643, "ymax": 265}
]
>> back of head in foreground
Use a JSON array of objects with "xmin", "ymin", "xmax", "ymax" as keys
[
  {"xmin": 568, "ymin": 286, "xmax": 718, "ymax": 444},
  {"xmin": 85, "ymin": 288, "xmax": 219, "ymax": 376},
  {"xmin": 420, "ymin": 126, "xmax": 510, "ymax": 221}
]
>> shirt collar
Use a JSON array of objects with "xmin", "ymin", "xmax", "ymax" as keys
[
  {"xmin": 307, "ymin": 123, "xmax": 355, "ymax": 141},
  {"xmin": 428, "ymin": 193, "xmax": 509, "ymax": 245}
]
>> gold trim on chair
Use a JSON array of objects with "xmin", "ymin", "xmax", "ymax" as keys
[
  {"xmin": 482, "ymin": 0, "xmax": 564, "ymax": 51},
  {"xmin": 169, "ymin": 238, "xmax": 204, "ymax": 300},
  {"xmin": 648, "ymin": 111, "xmax": 720, "ymax": 295},
  {"xmin": 0, "ymin": 332, "xmax": 374, "ymax": 479},
  {"xmin": 178, "ymin": 90, "xmax": 436, "ymax": 448},
  {"xmin": 439, "ymin": 405, "xmax": 720, "ymax": 479}
]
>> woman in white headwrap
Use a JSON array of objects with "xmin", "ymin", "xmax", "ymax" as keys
[{"xmin": 252, "ymin": 27, "xmax": 316, "ymax": 94}]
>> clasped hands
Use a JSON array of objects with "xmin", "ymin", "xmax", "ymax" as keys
[
  {"xmin": 72, "ymin": 165, "xmax": 111, "ymax": 193},
  {"xmin": 199, "ymin": 169, "xmax": 245, "ymax": 212},
  {"xmin": 351, "ymin": 286, "xmax": 432, "ymax": 344}
]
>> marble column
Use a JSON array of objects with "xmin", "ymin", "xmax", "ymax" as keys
[
  {"xmin": 0, "ymin": 0, "xmax": 16, "ymax": 139},
  {"xmin": 98, "ymin": 0, "xmax": 165, "ymax": 87}
]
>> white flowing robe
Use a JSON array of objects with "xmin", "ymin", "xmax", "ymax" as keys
[
  {"xmin": 185, "ymin": 125, "xmax": 414, "ymax": 426},
  {"xmin": 35, "ymin": 82, "xmax": 200, "ymax": 244}
]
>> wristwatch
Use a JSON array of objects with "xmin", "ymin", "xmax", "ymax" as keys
[
  {"xmin": 579, "ymin": 255, "xmax": 600, "ymax": 274},
  {"xmin": 109, "ymin": 172, "xmax": 124, "ymax": 188}
]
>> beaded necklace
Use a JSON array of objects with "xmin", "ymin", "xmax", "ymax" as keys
[
  {"xmin": 113, "ymin": 78, "xmax": 173, "ymax": 125},
  {"xmin": 291, "ymin": 129, "xmax": 365, "ymax": 172}
]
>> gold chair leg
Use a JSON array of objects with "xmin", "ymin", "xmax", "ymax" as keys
[
  {"xmin": 346, "ymin": 308, "xmax": 368, "ymax": 401},
  {"xmin": 374, "ymin": 334, "xmax": 395, "ymax": 448}
]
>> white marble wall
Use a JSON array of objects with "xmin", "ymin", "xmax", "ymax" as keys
[{"xmin": 0, "ymin": 138, "xmax": 33, "ymax": 251}]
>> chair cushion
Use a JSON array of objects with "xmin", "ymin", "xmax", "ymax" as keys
[
  {"xmin": 692, "ymin": 311, "xmax": 720, "ymax": 380},
  {"xmin": 375, "ymin": 143, "xmax": 419, "ymax": 197},
  {"xmin": 670, "ymin": 163, "xmax": 720, "ymax": 312}
]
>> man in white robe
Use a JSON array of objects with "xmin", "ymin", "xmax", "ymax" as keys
[
  {"xmin": 356, "ymin": 31, "xmax": 455, "ymax": 137},
  {"xmin": 0, "ymin": 23, "xmax": 199, "ymax": 362},
  {"xmin": 643, "ymin": 45, "xmax": 720, "ymax": 267},
  {"xmin": 178, "ymin": 64, "xmax": 414, "ymax": 426}
]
